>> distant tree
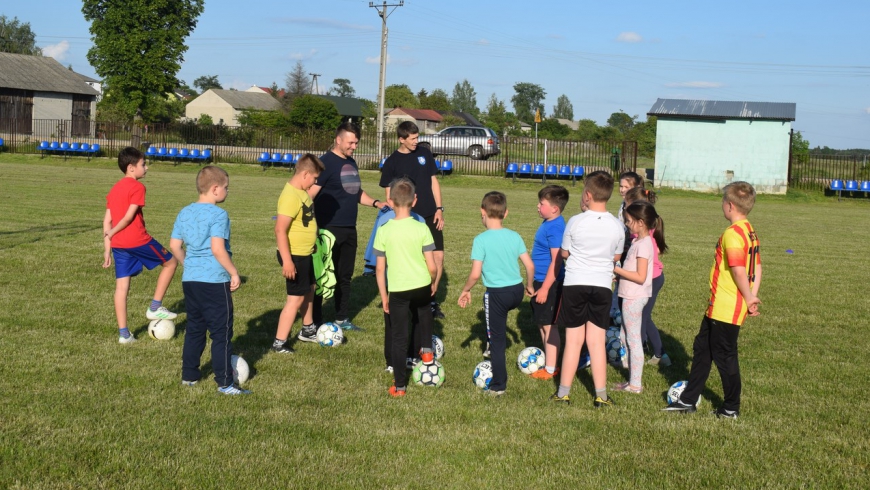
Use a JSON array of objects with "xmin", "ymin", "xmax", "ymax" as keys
[
  {"xmin": 384, "ymin": 84, "xmax": 417, "ymax": 108},
  {"xmin": 0, "ymin": 15, "xmax": 41, "ymax": 55},
  {"xmin": 287, "ymin": 94, "xmax": 341, "ymax": 130},
  {"xmin": 606, "ymin": 110, "xmax": 637, "ymax": 136},
  {"xmin": 82, "ymin": 0, "xmax": 204, "ymax": 119},
  {"xmin": 419, "ymin": 88, "xmax": 451, "ymax": 111},
  {"xmin": 141, "ymin": 94, "xmax": 185, "ymax": 123},
  {"xmin": 552, "ymin": 94, "xmax": 574, "ymax": 120},
  {"xmin": 197, "ymin": 113, "xmax": 214, "ymax": 126},
  {"xmin": 330, "ymin": 78, "xmax": 356, "ymax": 97},
  {"xmin": 268, "ymin": 82, "xmax": 281, "ymax": 98},
  {"xmin": 791, "ymin": 130, "xmax": 810, "ymax": 163},
  {"xmin": 511, "ymin": 82, "xmax": 546, "ymax": 123},
  {"xmin": 538, "ymin": 118, "xmax": 571, "ymax": 139},
  {"xmin": 285, "ymin": 61, "xmax": 310, "ymax": 102},
  {"xmin": 573, "ymin": 119, "xmax": 599, "ymax": 141},
  {"xmin": 627, "ymin": 116, "xmax": 657, "ymax": 157},
  {"xmin": 193, "ymin": 75, "xmax": 222, "ymax": 93},
  {"xmin": 480, "ymin": 93, "xmax": 508, "ymax": 136},
  {"xmin": 451, "ymin": 79, "xmax": 479, "ymax": 116},
  {"xmin": 237, "ymin": 108, "xmax": 288, "ymax": 129}
]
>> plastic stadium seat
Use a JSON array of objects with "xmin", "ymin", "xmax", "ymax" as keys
[
  {"xmin": 558, "ymin": 165, "xmax": 571, "ymax": 178},
  {"xmin": 441, "ymin": 160, "xmax": 453, "ymax": 175},
  {"xmin": 258, "ymin": 152, "xmax": 270, "ymax": 168},
  {"xmin": 190, "ymin": 149, "xmax": 201, "ymax": 159},
  {"xmin": 829, "ymin": 179, "xmax": 844, "ymax": 191},
  {"xmin": 860, "ymin": 181, "xmax": 870, "ymax": 193},
  {"xmin": 89, "ymin": 143, "xmax": 100, "ymax": 154},
  {"xmin": 845, "ymin": 180, "xmax": 858, "ymax": 191},
  {"xmin": 379, "ymin": 157, "xmax": 386, "ymax": 169},
  {"xmin": 157, "ymin": 147, "xmax": 167, "ymax": 158},
  {"xmin": 80, "ymin": 143, "xmax": 90, "ymax": 152},
  {"xmin": 201, "ymin": 149, "xmax": 212, "ymax": 162},
  {"xmin": 0, "ymin": 137, "xmax": 4, "ymax": 147},
  {"xmin": 545, "ymin": 165, "xmax": 558, "ymax": 177},
  {"xmin": 518, "ymin": 163, "xmax": 532, "ymax": 176},
  {"xmin": 179, "ymin": 148, "xmax": 190, "ymax": 159},
  {"xmin": 49, "ymin": 141, "xmax": 60, "ymax": 151},
  {"xmin": 60, "ymin": 142, "xmax": 70, "ymax": 151},
  {"xmin": 70, "ymin": 143, "xmax": 81, "ymax": 152},
  {"xmin": 145, "ymin": 146, "xmax": 157, "ymax": 158},
  {"xmin": 168, "ymin": 148, "xmax": 179, "ymax": 159},
  {"xmin": 281, "ymin": 153, "xmax": 294, "ymax": 167},
  {"xmin": 269, "ymin": 152, "xmax": 282, "ymax": 165},
  {"xmin": 531, "ymin": 164, "xmax": 544, "ymax": 176},
  {"xmin": 295, "ymin": 153, "xmax": 303, "ymax": 163},
  {"xmin": 572, "ymin": 166, "xmax": 585, "ymax": 178},
  {"xmin": 38, "ymin": 141, "xmax": 49, "ymax": 151},
  {"xmin": 506, "ymin": 162, "xmax": 519, "ymax": 175}
]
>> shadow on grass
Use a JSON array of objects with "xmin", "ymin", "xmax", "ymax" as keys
[
  {"xmin": 0, "ymin": 221, "xmax": 98, "ymax": 250},
  {"xmin": 658, "ymin": 328, "xmax": 723, "ymax": 407}
]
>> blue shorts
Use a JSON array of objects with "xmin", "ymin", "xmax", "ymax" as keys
[{"xmin": 113, "ymin": 239, "xmax": 173, "ymax": 279}]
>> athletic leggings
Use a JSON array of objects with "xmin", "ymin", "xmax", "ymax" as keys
[
  {"xmin": 620, "ymin": 297, "xmax": 648, "ymax": 387},
  {"xmin": 641, "ymin": 273, "xmax": 665, "ymax": 357}
]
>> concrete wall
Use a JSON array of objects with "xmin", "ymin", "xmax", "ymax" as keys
[
  {"xmin": 185, "ymin": 91, "xmax": 238, "ymax": 125},
  {"xmin": 33, "ymin": 92, "xmax": 72, "ymax": 120},
  {"xmin": 654, "ymin": 117, "xmax": 791, "ymax": 194}
]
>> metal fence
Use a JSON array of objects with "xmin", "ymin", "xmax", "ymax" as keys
[
  {"xmin": 789, "ymin": 152, "xmax": 869, "ymax": 191},
  {"xmin": 0, "ymin": 117, "xmax": 637, "ymax": 177}
]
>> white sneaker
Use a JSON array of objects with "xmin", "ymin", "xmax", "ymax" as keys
[
  {"xmin": 118, "ymin": 334, "xmax": 136, "ymax": 344},
  {"xmin": 218, "ymin": 384, "xmax": 251, "ymax": 395},
  {"xmin": 146, "ymin": 306, "xmax": 178, "ymax": 320}
]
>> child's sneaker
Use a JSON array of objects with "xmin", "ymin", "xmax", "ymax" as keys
[
  {"xmin": 270, "ymin": 342, "xmax": 295, "ymax": 354},
  {"xmin": 146, "ymin": 306, "xmax": 178, "ymax": 321},
  {"xmin": 662, "ymin": 400, "xmax": 697, "ymax": 413},
  {"xmin": 218, "ymin": 384, "xmax": 251, "ymax": 395},
  {"xmin": 118, "ymin": 334, "xmax": 136, "ymax": 344},
  {"xmin": 593, "ymin": 396, "xmax": 615, "ymax": 408},
  {"xmin": 483, "ymin": 389, "xmax": 505, "ymax": 397},
  {"xmin": 430, "ymin": 302, "xmax": 445, "ymax": 319},
  {"xmin": 181, "ymin": 379, "xmax": 198, "ymax": 387},
  {"xmin": 335, "ymin": 319, "xmax": 365, "ymax": 332},
  {"xmin": 389, "ymin": 384, "xmax": 406, "ymax": 397},
  {"xmin": 658, "ymin": 353, "xmax": 672, "ymax": 366},
  {"xmin": 297, "ymin": 325, "xmax": 318, "ymax": 343},
  {"xmin": 420, "ymin": 351, "xmax": 435, "ymax": 365},
  {"xmin": 713, "ymin": 407, "xmax": 739, "ymax": 419},
  {"xmin": 613, "ymin": 382, "xmax": 642, "ymax": 393},
  {"xmin": 530, "ymin": 368, "xmax": 559, "ymax": 380},
  {"xmin": 549, "ymin": 392, "xmax": 570, "ymax": 404}
]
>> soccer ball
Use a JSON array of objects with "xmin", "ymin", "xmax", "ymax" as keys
[
  {"xmin": 148, "ymin": 319, "xmax": 175, "ymax": 340},
  {"xmin": 605, "ymin": 326, "xmax": 620, "ymax": 344},
  {"xmin": 579, "ymin": 350, "xmax": 591, "ymax": 369},
  {"xmin": 231, "ymin": 355, "xmax": 249, "ymax": 384},
  {"xmin": 432, "ymin": 335, "xmax": 445, "ymax": 360},
  {"xmin": 517, "ymin": 346, "xmax": 545, "ymax": 375},
  {"xmin": 606, "ymin": 336, "xmax": 625, "ymax": 364},
  {"xmin": 316, "ymin": 322, "xmax": 344, "ymax": 347},
  {"xmin": 412, "ymin": 361, "xmax": 445, "ymax": 387},
  {"xmin": 473, "ymin": 361, "xmax": 494, "ymax": 390},
  {"xmin": 667, "ymin": 380, "xmax": 703, "ymax": 407}
]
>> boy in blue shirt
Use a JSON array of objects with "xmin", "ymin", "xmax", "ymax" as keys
[
  {"xmin": 458, "ymin": 191, "xmax": 535, "ymax": 396},
  {"xmin": 169, "ymin": 166, "xmax": 248, "ymax": 395}
]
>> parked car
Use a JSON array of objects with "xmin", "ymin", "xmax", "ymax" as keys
[{"xmin": 417, "ymin": 126, "xmax": 500, "ymax": 160}]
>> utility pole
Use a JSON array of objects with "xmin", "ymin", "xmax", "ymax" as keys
[
  {"xmin": 309, "ymin": 73, "xmax": 321, "ymax": 95},
  {"xmin": 370, "ymin": 0, "xmax": 403, "ymax": 160}
]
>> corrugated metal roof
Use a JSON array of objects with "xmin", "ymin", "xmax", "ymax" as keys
[
  {"xmin": 209, "ymin": 89, "xmax": 282, "ymax": 111},
  {"xmin": 647, "ymin": 98, "xmax": 796, "ymax": 121},
  {"xmin": 0, "ymin": 52, "xmax": 99, "ymax": 96}
]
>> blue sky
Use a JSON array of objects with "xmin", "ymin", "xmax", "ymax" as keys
[{"xmin": 7, "ymin": 0, "xmax": 869, "ymax": 149}]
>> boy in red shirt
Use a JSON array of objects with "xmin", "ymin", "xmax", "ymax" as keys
[{"xmin": 102, "ymin": 147, "xmax": 178, "ymax": 343}]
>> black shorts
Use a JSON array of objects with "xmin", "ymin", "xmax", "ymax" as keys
[
  {"xmin": 276, "ymin": 251, "xmax": 315, "ymax": 296},
  {"xmin": 530, "ymin": 280, "xmax": 562, "ymax": 327},
  {"xmin": 424, "ymin": 215, "xmax": 444, "ymax": 251},
  {"xmin": 556, "ymin": 285, "xmax": 611, "ymax": 330}
]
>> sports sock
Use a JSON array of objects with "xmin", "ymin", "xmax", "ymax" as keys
[
  {"xmin": 149, "ymin": 299, "xmax": 162, "ymax": 311},
  {"xmin": 119, "ymin": 327, "xmax": 131, "ymax": 338},
  {"xmin": 272, "ymin": 338, "xmax": 286, "ymax": 348},
  {"xmin": 545, "ymin": 366, "xmax": 556, "ymax": 374},
  {"xmin": 303, "ymin": 323, "xmax": 315, "ymax": 330},
  {"xmin": 596, "ymin": 387, "xmax": 608, "ymax": 401},
  {"xmin": 557, "ymin": 385, "xmax": 570, "ymax": 398}
]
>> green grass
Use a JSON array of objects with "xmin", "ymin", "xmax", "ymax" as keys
[{"xmin": 1, "ymin": 156, "xmax": 869, "ymax": 488}]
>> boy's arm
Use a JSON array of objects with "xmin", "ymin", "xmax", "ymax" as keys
[
  {"xmin": 730, "ymin": 265, "xmax": 761, "ymax": 316},
  {"xmin": 431, "ymin": 175, "xmax": 444, "ymax": 230},
  {"xmin": 211, "ymin": 237, "xmax": 241, "ymax": 291},
  {"xmin": 519, "ymin": 252, "xmax": 535, "ymax": 297},
  {"xmin": 104, "ymin": 204, "xmax": 139, "ymax": 239},
  {"xmin": 274, "ymin": 214, "xmax": 296, "ymax": 279},
  {"xmin": 536, "ymin": 248, "xmax": 562, "ymax": 304},
  {"xmin": 169, "ymin": 238, "xmax": 185, "ymax": 266},
  {"xmin": 615, "ymin": 257, "xmax": 648, "ymax": 285},
  {"xmin": 561, "ymin": 248, "xmax": 570, "ymax": 259},
  {"xmin": 423, "ymin": 250, "xmax": 437, "ymax": 295},
  {"xmin": 375, "ymin": 255, "xmax": 389, "ymax": 314},
  {"xmin": 458, "ymin": 260, "xmax": 483, "ymax": 308},
  {"xmin": 307, "ymin": 184, "xmax": 322, "ymax": 200},
  {"xmin": 102, "ymin": 209, "xmax": 113, "ymax": 268}
]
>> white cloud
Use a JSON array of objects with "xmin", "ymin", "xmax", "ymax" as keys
[
  {"xmin": 865, "ymin": 107, "xmax": 870, "ymax": 115},
  {"xmin": 477, "ymin": 38, "xmax": 490, "ymax": 45},
  {"xmin": 229, "ymin": 80, "xmax": 256, "ymax": 91},
  {"xmin": 42, "ymin": 40, "xmax": 70, "ymax": 61},
  {"xmin": 665, "ymin": 81, "xmax": 724, "ymax": 89},
  {"xmin": 288, "ymin": 49, "xmax": 318, "ymax": 61},
  {"xmin": 616, "ymin": 32, "xmax": 643, "ymax": 43}
]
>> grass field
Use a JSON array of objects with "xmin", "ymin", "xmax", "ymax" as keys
[{"xmin": 1, "ymin": 155, "xmax": 869, "ymax": 489}]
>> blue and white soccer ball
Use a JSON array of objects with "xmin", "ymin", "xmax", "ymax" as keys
[
  {"xmin": 473, "ymin": 361, "xmax": 493, "ymax": 390},
  {"xmin": 606, "ymin": 336, "xmax": 625, "ymax": 364},
  {"xmin": 412, "ymin": 361, "xmax": 445, "ymax": 387},
  {"xmin": 231, "ymin": 355, "xmax": 249, "ymax": 384},
  {"xmin": 579, "ymin": 350, "xmax": 591, "ymax": 369},
  {"xmin": 316, "ymin": 322, "xmax": 344, "ymax": 347},
  {"xmin": 432, "ymin": 335, "xmax": 445, "ymax": 360},
  {"xmin": 667, "ymin": 380, "xmax": 703, "ymax": 407},
  {"xmin": 517, "ymin": 346, "xmax": 545, "ymax": 375}
]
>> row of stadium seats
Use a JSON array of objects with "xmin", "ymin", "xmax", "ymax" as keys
[
  {"xmin": 38, "ymin": 141, "xmax": 102, "ymax": 160},
  {"xmin": 258, "ymin": 152, "xmax": 304, "ymax": 170},
  {"xmin": 507, "ymin": 163, "xmax": 585, "ymax": 180},
  {"xmin": 378, "ymin": 158, "xmax": 454, "ymax": 175},
  {"xmin": 830, "ymin": 179, "xmax": 870, "ymax": 200},
  {"xmin": 146, "ymin": 146, "xmax": 212, "ymax": 164}
]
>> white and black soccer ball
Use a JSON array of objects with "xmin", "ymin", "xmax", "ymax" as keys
[
  {"xmin": 517, "ymin": 346, "xmax": 545, "ymax": 375},
  {"xmin": 473, "ymin": 360, "xmax": 493, "ymax": 390},
  {"xmin": 316, "ymin": 322, "xmax": 344, "ymax": 347},
  {"xmin": 412, "ymin": 361, "xmax": 444, "ymax": 387},
  {"xmin": 667, "ymin": 380, "xmax": 703, "ymax": 407},
  {"xmin": 148, "ymin": 319, "xmax": 175, "ymax": 340},
  {"xmin": 231, "ymin": 355, "xmax": 249, "ymax": 384},
  {"xmin": 606, "ymin": 336, "xmax": 625, "ymax": 364},
  {"xmin": 432, "ymin": 335, "xmax": 445, "ymax": 360}
]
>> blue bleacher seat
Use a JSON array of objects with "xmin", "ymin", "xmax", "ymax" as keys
[
  {"xmin": 845, "ymin": 180, "xmax": 859, "ymax": 191},
  {"xmin": 37, "ymin": 141, "xmax": 49, "ymax": 157},
  {"xmin": 558, "ymin": 165, "xmax": 571, "ymax": 178},
  {"xmin": 80, "ymin": 143, "xmax": 90, "ymax": 152},
  {"xmin": 545, "ymin": 165, "xmax": 558, "ymax": 177},
  {"xmin": 179, "ymin": 148, "xmax": 190, "ymax": 159},
  {"xmin": 168, "ymin": 148, "xmax": 179, "ymax": 159},
  {"xmin": 379, "ymin": 157, "xmax": 386, "ymax": 169},
  {"xmin": 269, "ymin": 152, "xmax": 282, "ymax": 165},
  {"xmin": 531, "ymin": 164, "xmax": 544, "ymax": 176},
  {"xmin": 157, "ymin": 147, "xmax": 167, "ymax": 158},
  {"xmin": 60, "ymin": 142, "xmax": 70, "ymax": 151},
  {"xmin": 281, "ymin": 153, "xmax": 294, "ymax": 168},
  {"xmin": 829, "ymin": 180, "xmax": 844, "ymax": 191},
  {"xmin": 572, "ymin": 166, "xmax": 585, "ymax": 179},
  {"xmin": 860, "ymin": 181, "xmax": 870, "ymax": 193},
  {"xmin": 442, "ymin": 160, "xmax": 453, "ymax": 175},
  {"xmin": 70, "ymin": 143, "xmax": 81, "ymax": 152},
  {"xmin": 518, "ymin": 163, "xmax": 532, "ymax": 176},
  {"xmin": 145, "ymin": 146, "xmax": 157, "ymax": 158},
  {"xmin": 190, "ymin": 149, "xmax": 201, "ymax": 159},
  {"xmin": 49, "ymin": 141, "xmax": 60, "ymax": 151},
  {"xmin": 258, "ymin": 152, "xmax": 270, "ymax": 168},
  {"xmin": 89, "ymin": 143, "xmax": 100, "ymax": 154},
  {"xmin": 201, "ymin": 149, "xmax": 212, "ymax": 162},
  {"xmin": 295, "ymin": 153, "xmax": 302, "ymax": 164},
  {"xmin": 506, "ymin": 163, "xmax": 519, "ymax": 175},
  {"xmin": 0, "ymin": 137, "xmax": 4, "ymax": 148}
]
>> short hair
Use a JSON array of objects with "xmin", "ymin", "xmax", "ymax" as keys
[
  {"xmin": 118, "ymin": 147, "xmax": 144, "ymax": 173},
  {"xmin": 624, "ymin": 186, "xmax": 657, "ymax": 205},
  {"xmin": 538, "ymin": 185, "xmax": 569, "ymax": 212},
  {"xmin": 584, "ymin": 171, "xmax": 614, "ymax": 203},
  {"xmin": 723, "ymin": 181, "xmax": 756, "ymax": 215},
  {"xmin": 619, "ymin": 171, "xmax": 644, "ymax": 188},
  {"xmin": 389, "ymin": 177, "xmax": 416, "ymax": 208},
  {"xmin": 196, "ymin": 165, "xmax": 229, "ymax": 195},
  {"xmin": 481, "ymin": 191, "xmax": 507, "ymax": 219},
  {"xmin": 336, "ymin": 121, "xmax": 360, "ymax": 140},
  {"xmin": 397, "ymin": 121, "xmax": 419, "ymax": 139},
  {"xmin": 295, "ymin": 153, "xmax": 325, "ymax": 174}
]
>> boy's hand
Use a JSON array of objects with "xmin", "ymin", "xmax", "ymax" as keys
[
  {"xmin": 746, "ymin": 295, "xmax": 761, "ymax": 316},
  {"xmin": 458, "ymin": 291, "xmax": 472, "ymax": 308},
  {"xmin": 102, "ymin": 250, "xmax": 112, "ymax": 268},
  {"xmin": 381, "ymin": 294, "xmax": 390, "ymax": 314},
  {"xmin": 230, "ymin": 274, "xmax": 241, "ymax": 292},
  {"xmin": 535, "ymin": 288, "xmax": 547, "ymax": 304},
  {"xmin": 525, "ymin": 285, "xmax": 535, "ymax": 298},
  {"xmin": 282, "ymin": 261, "xmax": 296, "ymax": 280}
]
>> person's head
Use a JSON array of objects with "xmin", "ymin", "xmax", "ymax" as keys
[
  {"xmin": 537, "ymin": 185, "xmax": 569, "ymax": 220},
  {"xmin": 624, "ymin": 200, "xmax": 668, "ymax": 253},
  {"xmin": 333, "ymin": 122, "xmax": 361, "ymax": 159},
  {"xmin": 481, "ymin": 191, "xmax": 507, "ymax": 220},
  {"xmin": 118, "ymin": 147, "xmax": 146, "ymax": 176},
  {"xmin": 583, "ymin": 170, "xmax": 614, "ymax": 206},
  {"xmin": 388, "ymin": 177, "xmax": 416, "ymax": 209},
  {"xmin": 397, "ymin": 121, "xmax": 420, "ymax": 152},
  {"xmin": 292, "ymin": 153, "xmax": 325, "ymax": 190},
  {"xmin": 722, "ymin": 181, "xmax": 756, "ymax": 218},
  {"xmin": 624, "ymin": 186, "xmax": 657, "ymax": 206},
  {"xmin": 619, "ymin": 170, "xmax": 644, "ymax": 197},
  {"xmin": 196, "ymin": 165, "xmax": 230, "ymax": 203}
]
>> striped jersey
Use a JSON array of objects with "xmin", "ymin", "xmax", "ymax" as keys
[{"xmin": 706, "ymin": 219, "xmax": 761, "ymax": 325}]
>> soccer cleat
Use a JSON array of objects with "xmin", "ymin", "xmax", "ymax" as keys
[
  {"xmin": 385, "ymin": 365, "xmax": 394, "ymax": 374},
  {"xmin": 420, "ymin": 351, "xmax": 435, "ymax": 365},
  {"xmin": 431, "ymin": 302, "xmax": 445, "ymax": 319},
  {"xmin": 389, "ymin": 385, "xmax": 406, "ymax": 397},
  {"xmin": 146, "ymin": 306, "xmax": 178, "ymax": 321},
  {"xmin": 218, "ymin": 384, "xmax": 251, "ymax": 395},
  {"xmin": 530, "ymin": 368, "xmax": 559, "ymax": 380},
  {"xmin": 335, "ymin": 319, "xmax": 365, "ymax": 332},
  {"xmin": 118, "ymin": 334, "xmax": 136, "ymax": 344},
  {"xmin": 593, "ymin": 396, "xmax": 615, "ymax": 408},
  {"xmin": 483, "ymin": 389, "xmax": 505, "ymax": 397},
  {"xmin": 647, "ymin": 353, "xmax": 673, "ymax": 366},
  {"xmin": 297, "ymin": 325, "xmax": 318, "ymax": 343},
  {"xmin": 483, "ymin": 341, "xmax": 491, "ymax": 359},
  {"xmin": 662, "ymin": 400, "xmax": 697, "ymax": 413},
  {"xmin": 270, "ymin": 342, "xmax": 295, "ymax": 354},
  {"xmin": 613, "ymin": 382, "xmax": 643, "ymax": 393},
  {"xmin": 549, "ymin": 392, "xmax": 571, "ymax": 404},
  {"xmin": 181, "ymin": 380, "xmax": 198, "ymax": 387},
  {"xmin": 713, "ymin": 407, "xmax": 739, "ymax": 419}
]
